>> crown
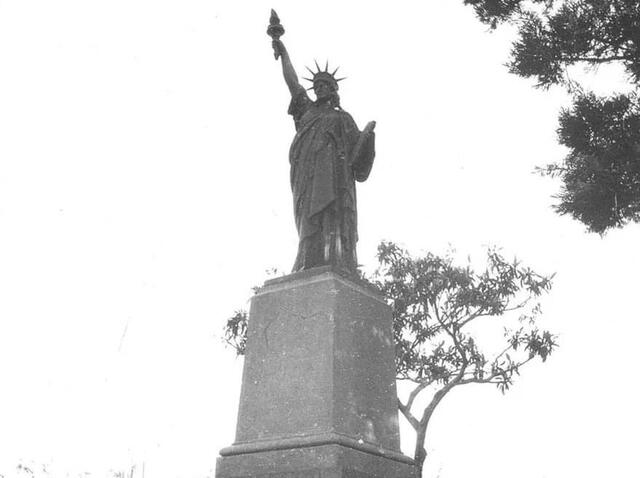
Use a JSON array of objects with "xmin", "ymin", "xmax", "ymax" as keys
[{"xmin": 303, "ymin": 60, "xmax": 346, "ymax": 91}]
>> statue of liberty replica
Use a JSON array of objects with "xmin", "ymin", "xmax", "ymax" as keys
[
  {"xmin": 269, "ymin": 11, "xmax": 377, "ymax": 272},
  {"xmin": 215, "ymin": 11, "xmax": 416, "ymax": 478}
]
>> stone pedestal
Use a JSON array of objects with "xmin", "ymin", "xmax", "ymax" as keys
[{"xmin": 216, "ymin": 266, "xmax": 416, "ymax": 478}]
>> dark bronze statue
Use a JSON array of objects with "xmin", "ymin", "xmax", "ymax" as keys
[{"xmin": 268, "ymin": 10, "xmax": 376, "ymax": 273}]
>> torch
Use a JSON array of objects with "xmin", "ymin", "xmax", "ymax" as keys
[{"xmin": 266, "ymin": 9, "xmax": 285, "ymax": 60}]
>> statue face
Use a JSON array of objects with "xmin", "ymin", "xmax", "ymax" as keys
[{"xmin": 313, "ymin": 80, "xmax": 333, "ymax": 100}]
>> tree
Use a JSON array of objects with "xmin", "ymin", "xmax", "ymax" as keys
[
  {"xmin": 463, "ymin": 0, "xmax": 640, "ymax": 233},
  {"xmin": 374, "ymin": 242, "xmax": 555, "ymax": 474},
  {"xmin": 223, "ymin": 242, "xmax": 557, "ymax": 475}
]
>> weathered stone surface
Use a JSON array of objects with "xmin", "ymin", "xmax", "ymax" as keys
[
  {"xmin": 229, "ymin": 267, "xmax": 401, "ymax": 451},
  {"xmin": 216, "ymin": 443, "xmax": 416, "ymax": 478},
  {"xmin": 216, "ymin": 267, "xmax": 415, "ymax": 478}
]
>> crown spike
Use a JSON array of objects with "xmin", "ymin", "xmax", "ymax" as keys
[
  {"xmin": 305, "ymin": 66, "xmax": 315, "ymax": 76},
  {"xmin": 302, "ymin": 77, "xmax": 314, "ymax": 82},
  {"xmin": 336, "ymin": 77, "xmax": 347, "ymax": 82},
  {"xmin": 314, "ymin": 59, "xmax": 321, "ymax": 72},
  {"xmin": 324, "ymin": 60, "xmax": 329, "ymax": 72},
  {"xmin": 332, "ymin": 66, "xmax": 340, "ymax": 76}
]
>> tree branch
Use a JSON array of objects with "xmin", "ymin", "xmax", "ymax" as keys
[
  {"xmin": 562, "ymin": 54, "xmax": 633, "ymax": 64},
  {"xmin": 457, "ymin": 356, "xmax": 536, "ymax": 386},
  {"xmin": 457, "ymin": 296, "xmax": 531, "ymax": 329},
  {"xmin": 405, "ymin": 376, "xmax": 436, "ymax": 412},
  {"xmin": 398, "ymin": 398, "xmax": 420, "ymax": 430},
  {"xmin": 493, "ymin": 343, "xmax": 515, "ymax": 363},
  {"xmin": 432, "ymin": 300, "xmax": 468, "ymax": 365},
  {"xmin": 418, "ymin": 376, "xmax": 460, "ymax": 429}
]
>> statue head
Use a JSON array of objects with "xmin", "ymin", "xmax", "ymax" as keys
[
  {"xmin": 312, "ymin": 72, "xmax": 339, "ymax": 92},
  {"xmin": 304, "ymin": 61, "xmax": 344, "ymax": 106},
  {"xmin": 314, "ymin": 78, "xmax": 336, "ymax": 100}
]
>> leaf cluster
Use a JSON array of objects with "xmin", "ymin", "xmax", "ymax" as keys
[
  {"xmin": 543, "ymin": 92, "xmax": 640, "ymax": 233},
  {"xmin": 464, "ymin": 0, "xmax": 640, "ymax": 233},
  {"xmin": 505, "ymin": 1, "xmax": 640, "ymax": 88},
  {"xmin": 374, "ymin": 242, "xmax": 556, "ymax": 393},
  {"xmin": 463, "ymin": 0, "xmax": 552, "ymax": 29},
  {"xmin": 223, "ymin": 310, "xmax": 248, "ymax": 356}
]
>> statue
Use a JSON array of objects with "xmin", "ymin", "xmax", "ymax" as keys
[{"xmin": 267, "ymin": 10, "xmax": 377, "ymax": 273}]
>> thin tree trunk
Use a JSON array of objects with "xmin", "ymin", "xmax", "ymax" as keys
[{"xmin": 414, "ymin": 426, "xmax": 427, "ymax": 477}]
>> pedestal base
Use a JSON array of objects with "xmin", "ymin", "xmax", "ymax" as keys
[
  {"xmin": 216, "ymin": 267, "xmax": 416, "ymax": 478},
  {"xmin": 216, "ymin": 443, "xmax": 417, "ymax": 478}
]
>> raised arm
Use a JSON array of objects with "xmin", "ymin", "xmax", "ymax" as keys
[{"xmin": 273, "ymin": 39, "xmax": 302, "ymax": 96}]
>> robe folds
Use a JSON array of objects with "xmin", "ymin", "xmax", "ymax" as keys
[{"xmin": 288, "ymin": 86, "xmax": 375, "ymax": 272}]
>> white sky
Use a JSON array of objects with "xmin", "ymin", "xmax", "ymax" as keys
[{"xmin": 1, "ymin": 1, "xmax": 639, "ymax": 477}]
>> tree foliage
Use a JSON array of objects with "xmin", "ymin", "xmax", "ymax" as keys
[
  {"xmin": 223, "ymin": 243, "xmax": 557, "ymax": 473},
  {"xmin": 463, "ymin": 0, "xmax": 640, "ymax": 233},
  {"xmin": 223, "ymin": 309, "xmax": 248, "ymax": 356},
  {"xmin": 374, "ymin": 242, "xmax": 556, "ymax": 473},
  {"xmin": 542, "ymin": 92, "xmax": 640, "ymax": 232}
]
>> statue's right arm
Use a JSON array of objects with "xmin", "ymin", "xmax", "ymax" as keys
[{"xmin": 274, "ymin": 40, "xmax": 302, "ymax": 95}]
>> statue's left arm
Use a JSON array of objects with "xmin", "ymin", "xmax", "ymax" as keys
[{"xmin": 351, "ymin": 121, "xmax": 376, "ymax": 182}]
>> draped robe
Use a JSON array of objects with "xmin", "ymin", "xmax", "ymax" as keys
[{"xmin": 288, "ymin": 86, "xmax": 375, "ymax": 272}]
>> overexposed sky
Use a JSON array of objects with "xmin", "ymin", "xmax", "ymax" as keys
[{"xmin": 1, "ymin": 1, "xmax": 639, "ymax": 477}]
